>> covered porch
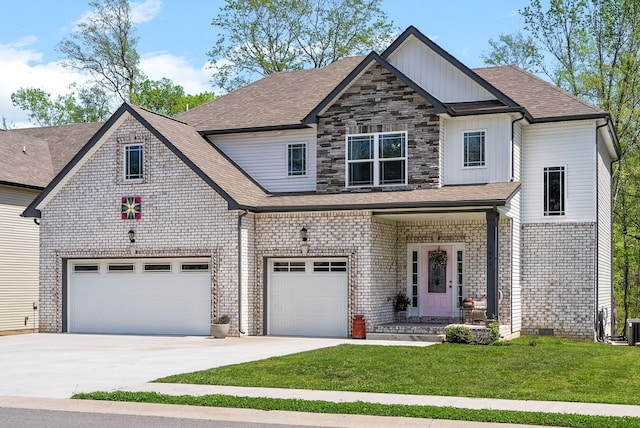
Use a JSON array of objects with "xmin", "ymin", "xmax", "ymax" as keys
[{"xmin": 364, "ymin": 206, "xmax": 519, "ymax": 341}]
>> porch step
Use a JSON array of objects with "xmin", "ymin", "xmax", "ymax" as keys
[{"xmin": 366, "ymin": 332, "xmax": 445, "ymax": 342}]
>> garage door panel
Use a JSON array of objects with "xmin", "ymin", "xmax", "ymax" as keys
[
  {"xmin": 68, "ymin": 259, "xmax": 211, "ymax": 335},
  {"xmin": 267, "ymin": 259, "xmax": 348, "ymax": 338}
]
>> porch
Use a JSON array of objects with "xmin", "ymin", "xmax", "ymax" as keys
[{"xmin": 366, "ymin": 320, "xmax": 514, "ymax": 342}]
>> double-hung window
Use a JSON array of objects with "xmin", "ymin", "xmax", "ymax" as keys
[
  {"xmin": 544, "ymin": 166, "xmax": 565, "ymax": 216},
  {"xmin": 346, "ymin": 131, "xmax": 407, "ymax": 187},
  {"xmin": 463, "ymin": 130, "xmax": 485, "ymax": 167},
  {"xmin": 287, "ymin": 143, "xmax": 306, "ymax": 176},
  {"xmin": 124, "ymin": 144, "xmax": 144, "ymax": 181}
]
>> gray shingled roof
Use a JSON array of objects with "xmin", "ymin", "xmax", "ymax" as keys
[
  {"xmin": 473, "ymin": 65, "xmax": 605, "ymax": 121},
  {"xmin": 177, "ymin": 56, "xmax": 365, "ymax": 132},
  {"xmin": 130, "ymin": 105, "xmax": 266, "ymax": 208},
  {"xmin": 0, "ymin": 129, "xmax": 54, "ymax": 188},
  {"xmin": 11, "ymin": 122, "xmax": 104, "ymax": 173}
]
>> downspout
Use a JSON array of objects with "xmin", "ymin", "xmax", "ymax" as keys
[
  {"xmin": 510, "ymin": 113, "xmax": 526, "ymax": 182},
  {"xmin": 237, "ymin": 209, "xmax": 248, "ymax": 335}
]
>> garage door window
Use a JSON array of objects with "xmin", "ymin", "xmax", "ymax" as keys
[
  {"xmin": 313, "ymin": 261, "xmax": 347, "ymax": 272},
  {"xmin": 108, "ymin": 263, "xmax": 134, "ymax": 272},
  {"xmin": 74, "ymin": 265, "xmax": 99, "ymax": 272},
  {"xmin": 144, "ymin": 263, "xmax": 172, "ymax": 272},
  {"xmin": 181, "ymin": 263, "xmax": 210, "ymax": 271},
  {"xmin": 273, "ymin": 261, "xmax": 306, "ymax": 272}
]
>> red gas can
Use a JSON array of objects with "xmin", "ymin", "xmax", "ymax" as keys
[{"xmin": 352, "ymin": 314, "xmax": 366, "ymax": 339}]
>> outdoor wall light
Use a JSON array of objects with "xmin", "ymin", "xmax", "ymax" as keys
[
  {"xmin": 300, "ymin": 227, "xmax": 309, "ymax": 256},
  {"xmin": 128, "ymin": 229, "xmax": 136, "ymax": 243}
]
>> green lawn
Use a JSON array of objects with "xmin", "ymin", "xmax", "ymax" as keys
[{"xmin": 156, "ymin": 336, "xmax": 640, "ymax": 405}]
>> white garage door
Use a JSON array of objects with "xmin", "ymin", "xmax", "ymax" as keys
[
  {"xmin": 67, "ymin": 258, "xmax": 211, "ymax": 335},
  {"xmin": 267, "ymin": 258, "xmax": 348, "ymax": 337}
]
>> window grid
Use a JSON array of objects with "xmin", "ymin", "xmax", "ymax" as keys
[
  {"xmin": 273, "ymin": 261, "xmax": 306, "ymax": 272},
  {"xmin": 346, "ymin": 132, "xmax": 407, "ymax": 187},
  {"xmin": 457, "ymin": 250, "xmax": 464, "ymax": 307},
  {"xmin": 411, "ymin": 251, "xmax": 418, "ymax": 308},
  {"xmin": 313, "ymin": 261, "xmax": 347, "ymax": 272},
  {"xmin": 544, "ymin": 166, "xmax": 565, "ymax": 216},
  {"xmin": 463, "ymin": 130, "xmax": 485, "ymax": 167},
  {"xmin": 287, "ymin": 143, "xmax": 306, "ymax": 176},
  {"xmin": 124, "ymin": 144, "xmax": 144, "ymax": 180}
]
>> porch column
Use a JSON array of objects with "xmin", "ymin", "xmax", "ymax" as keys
[{"xmin": 486, "ymin": 209, "xmax": 499, "ymax": 323}]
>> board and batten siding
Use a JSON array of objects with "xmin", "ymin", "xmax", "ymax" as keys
[
  {"xmin": 513, "ymin": 120, "xmax": 523, "ymax": 181},
  {"xmin": 387, "ymin": 37, "xmax": 495, "ymax": 102},
  {"xmin": 210, "ymin": 128, "xmax": 317, "ymax": 192},
  {"xmin": 597, "ymin": 137, "xmax": 613, "ymax": 334},
  {"xmin": 521, "ymin": 121, "xmax": 597, "ymax": 223},
  {"xmin": 0, "ymin": 185, "xmax": 40, "ymax": 331},
  {"xmin": 442, "ymin": 115, "xmax": 512, "ymax": 185}
]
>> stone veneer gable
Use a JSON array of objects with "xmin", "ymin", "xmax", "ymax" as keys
[{"xmin": 316, "ymin": 63, "xmax": 440, "ymax": 193}]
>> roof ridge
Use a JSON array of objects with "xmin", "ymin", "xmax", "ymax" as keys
[{"xmin": 129, "ymin": 103, "xmax": 192, "ymax": 126}]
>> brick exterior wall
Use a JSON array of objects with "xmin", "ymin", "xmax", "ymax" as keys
[
  {"xmin": 521, "ymin": 222, "xmax": 597, "ymax": 339},
  {"xmin": 38, "ymin": 116, "xmax": 241, "ymax": 334},
  {"xmin": 316, "ymin": 63, "xmax": 440, "ymax": 192}
]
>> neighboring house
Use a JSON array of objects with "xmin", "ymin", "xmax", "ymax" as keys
[
  {"xmin": 0, "ymin": 123, "xmax": 101, "ymax": 333},
  {"xmin": 22, "ymin": 27, "xmax": 619, "ymax": 340}
]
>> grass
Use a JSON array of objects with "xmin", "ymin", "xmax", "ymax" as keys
[
  {"xmin": 155, "ymin": 336, "xmax": 640, "ymax": 405},
  {"xmin": 73, "ymin": 391, "xmax": 640, "ymax": 428}
]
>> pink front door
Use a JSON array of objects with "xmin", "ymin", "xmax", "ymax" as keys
[{"xmin": 420, "ymin": 245, "xmax": 452, "ymax": 317}]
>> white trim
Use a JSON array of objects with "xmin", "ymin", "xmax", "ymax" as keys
[
  {"xmin": 286, "ymin": 142, "xmax": 307, "ymax": 177},
  {"xmin": 345, "ymin": 131, "xmax": 408, "ymax": 188},
  {"xmin": 462, "ymin": 129, "xmax": 487, "ymax": 168},
  {"xmin": 123, "ymin": 143, "xmax": 144, "ymax": 182}
]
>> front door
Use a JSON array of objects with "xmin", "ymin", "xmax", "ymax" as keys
[{"xmin": 421, "ymin": 245, "xmax": 452, "ymax": 317}]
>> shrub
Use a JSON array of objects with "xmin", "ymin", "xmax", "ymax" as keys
[
  {"xmin": 489, "ymin": 319, "xmax": 501, "ymax": 344},
  {"xmin": 446, "ymin": 326, "xmax": 476, "ymax": 344}
]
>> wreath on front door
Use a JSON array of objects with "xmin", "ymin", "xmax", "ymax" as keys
[{"xmin": 429, "ymin": 250, "xmax": 447, "ymax": 268}]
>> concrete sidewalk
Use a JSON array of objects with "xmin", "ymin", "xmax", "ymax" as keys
[{"xmin": 123, "ymin": 382, "xmax": 640, "ymax": 418}]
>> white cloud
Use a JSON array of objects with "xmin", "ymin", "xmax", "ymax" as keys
[
  {"xmin": 140, "ymin": 52, "xmax": 214, "ymax": 95},
  {"xmin": 0, "ymin": 38, "xmax": 90, "ymax": 128},
  {"xmin": 131, "ymin": 0, "xmax": 163, "ymax": 24}
]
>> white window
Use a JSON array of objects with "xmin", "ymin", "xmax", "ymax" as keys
[
  {"xmin": 544, "ymin": 166, "xmax": 565, "ymax": 216},
  {"xmin": 463, "ymin": 130, "xmax": 485, "ymax": 167},
  {"xmin": 287, "ymin": 143, "xmax": 306, "ymax": 176},
  {"xmin": 124, "ymin": 144, "xmax": 144, "ymax": 180},
  {"xmin": 346, "ymin": 131, "xmax": 407, "ymax": 187}
]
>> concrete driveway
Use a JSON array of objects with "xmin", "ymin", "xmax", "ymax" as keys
[{"xmin": 0, "ymin": 333, "xmax": 394, "ymax": 398}]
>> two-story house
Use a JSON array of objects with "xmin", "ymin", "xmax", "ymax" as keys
[{"xmin": 22, "ymin": 26, "xmax": 618, "ymax": 340}]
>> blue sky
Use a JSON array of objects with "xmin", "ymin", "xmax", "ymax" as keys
[{"xmin": 0, "ymin": 0, "xmax": 532, "ymax": 127}]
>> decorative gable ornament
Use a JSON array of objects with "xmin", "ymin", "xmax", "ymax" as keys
[{"xmin": 121, "ymin": 196, "xmax": 141, "ymax": 220}]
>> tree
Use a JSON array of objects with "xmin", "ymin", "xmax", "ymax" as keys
[
  {"xmin": 10, "ymin": 85, "xmax": 111, "ymax": 126},
  {"xmin": 132, "ymin": 78, "xmax": 216, "ymax": 116},
  {"xmin": 481, "ymin": 32, "xmax": 543, "ymax": 72},
  {"xmin": 57, "ymin": 0, "xmax": 142, "ymax": 103},
  {"xmin": 209, "ymin": 0, "xmax": 395, "ymax": 91}
]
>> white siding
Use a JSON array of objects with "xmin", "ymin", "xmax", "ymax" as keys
[
  {"xmin": 388, "ymin": 37, "xmax": 495, "ymax": 102},
  {"xmin": 522, "ymin": 121, "xmax": 597, "ymax": 223},
  {"xmin": 597, "ymin": 137, "xmax": 613, "ymax": 334},
  {"xmin": 211, "ymin": 128, "xmax": 317, "ymax": 192},
  {"xmin": 442, "ymin": 115, "xmax": 512, "ymax": 185},
  {"xmin": 504, "ymin": 191, "xmax": 521, "ymax": 333},
  {"xmin": 0, "ymin": 185, "xmax": 40, "ymax": 331}
]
